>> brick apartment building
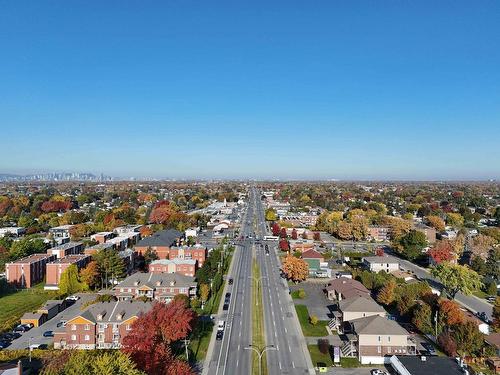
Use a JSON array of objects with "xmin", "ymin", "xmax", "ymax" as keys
[
  {"xmin": 169, "ymin": 245, "xmax": 207, "ymax": 267},
  {"xmin": 84, "ymin": 242, "xmax": 114, "ymax": 256},
  {"xmin": 45, "ymin": 254, "xmax": 92, "ymax": 290},
  {"xmin": 134, "ymin": 229, "xmax": 182, "ymax": 259},
  {"xmin": 6, "ymin": 253, "xmax": 57, "ymax": 288},
  {"xmin": 53, "ymin": 300, "xmax": 153, "ymax": 350},
  {"xmin": 413, "ymin": 223, "xmax": 437, "ymax": 244},
  {"xmin": 368, "ymin": 226, "xmax": 391, "ymax": 242},
  {"xmin": 148, "ymin": 258, "xmax": 197, "ymax": 277},
  {"xmin": 113, "ymin": 272, "xmax": 197, "ymax": 303},
  {"xmin": 90, "ymin": 232, "xmax": 114, "ymax": 244},
  {"xmin": 48, "ymin": 241, "xmax": 84, "ymax": 259}
]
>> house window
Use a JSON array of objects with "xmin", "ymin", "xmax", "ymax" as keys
[
  {"xmin": 388, "ymin": 336, "xmax": 391, "ymax": 342},
  {"xmin": 84, "ymin": 335, "xmax": 90, "ymax": 341},
  {"xmin": 126, "ymin": 324, "xmax": 131, "ymax": 330},
  {"xmin": 377, "ymin": 345, "xmax": 381, "ymax": 353},
  {"xmin": 71, "ymin": 324, "xmax": 76, "ymax": 331},
  {"xmin": 378, "ymin": 336, "xmax": 381, "ymax": 342},
  {"xmin": 84, "ymin": 324, "xmax": 90, "ymax": 331},
  {"xmin": 387, "ymin": 346, "xmax": 391, "ymax": 353},
  {"xmin": 120, "ymin": 288, "xmax": 124, "ymax": 292},
  {"xmin": 98, "ymin": 324, "xmax": 104, "ymax": 332},
  {"xmin": 71, "ymin": 335, "xmax": 76, "ymax": 341}
]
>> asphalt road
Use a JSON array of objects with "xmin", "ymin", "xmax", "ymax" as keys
[
  {"xmin": 205, "ymin": 193, "xmax": 254, "ymax": 375},
  {"xmin": 253, "ymin": 188, "xmax": 314, "ymax": 375}
]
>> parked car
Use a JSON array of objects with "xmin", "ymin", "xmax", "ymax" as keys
[
  {"xmin": 13, "ymin": 325, "xmax": 28, "ymax": 333},
  {"xmin": 43, "ymin": 331, "xmax": 54, "ymax": 337},
  {"xmin": 216, "ymin": 330, "xmax": 224, "ymax": 340},
  {"xmin": 65, "ymin": 295, "xmax": 80, "ymax": 301},
  {"xmin": 56, "ymin": 321, "xmax": 67, "ymax": 328},
  {"xmin": 421, "ymin": 342, "xmax": 437, "ymax": 355},
  {"xmin": 223, "ymin": 303, "xmax": 229, "ymax": 311},
  {"xmin": 486, "ymin": 296, "xmax": 496, "ymax": 303},
  {"xmin": 370, "ymin": 370, "xmax": 388, "ymax": 375},
  {"xmin": 228, "ymin": 278, "xmax": 233, "ymax": 285}
]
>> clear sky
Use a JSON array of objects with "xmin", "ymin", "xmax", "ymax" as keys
[{"xmin": 1, "ymin": 1, "xmax": 499, "ymax": 180}]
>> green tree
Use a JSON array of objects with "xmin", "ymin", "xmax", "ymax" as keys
[
  {"xmin": 9, "ymin": 237, "xmax": 47, "ymax": 260},
  {"xmin": 453, "ymin": 321, "xmax": 484, "ymax": 357},
  {"xmin": 493, "ymin": 297, "xmax": 500, "ymax": 333},
  {"xmin": 446, "ymin": 213, "xmax": 464, "ymax": 228},
  {"xmin": 484, "ymin": 248, "xmax": 500, "ymax": 280},
  {"xmin": 412, "ymin": 303, "xmax": 433, "ymax": 334},
  {"xmin": 397, "ymin": 230, "xmax": 428, "ymax": 261},
  {"xmin": 143, "ymin": 247, "xmax": 159, "ymax": 266},
  {"xmin": 431, "ymin": 263, "xmax": 483, "ymax": 299},
  {"xmin": 59, "ymin": 264, "xmax": 87, "ymax": 296},
  {"xmin": 94, "ymin": 248, "xmax": 126, "ymax": 287},
  {"xmin": 377, "ymin": 279, "xmax": 397, "ymax": 305}
]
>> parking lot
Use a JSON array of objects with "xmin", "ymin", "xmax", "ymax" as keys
[
  {"xmin": 4, "ymin": 293, "xmax": 97, "ymax": 350},
  {"xmin": 290, "ymin": 281, "xmax": 334, "ymax": 320}
]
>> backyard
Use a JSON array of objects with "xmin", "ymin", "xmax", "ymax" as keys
[{"xmin": 295, "ymin": 304, "xmax": 329, "ymax": 337}]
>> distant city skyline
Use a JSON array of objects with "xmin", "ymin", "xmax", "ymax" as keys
[{"xmin": 1, "ymin": 1, "xmax": 499, "ymax": 180}]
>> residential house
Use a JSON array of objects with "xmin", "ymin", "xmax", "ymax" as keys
[
  {"xmin": 134, "ymin": 229, "xmax": 183, "ymax": 259},
  {"xmin": 113, "ymin": 272, "xmax": 197, "ymax": 303},
  {"xmin": 53, "ymin": 300, "xmax": 153, "ymax": 350},
  {"xmin": 148, "ymin": 259, "xmax": 197, "ymax": 277},
  {"xmin": 389, "ymin": 355, "xmax": 464, "ymax": 375},
  {"xmin": 45, "ymin": 255, "xmax": 92, "ymax": 290},
  {"xmin": 333, "ymin": 296, "xmax": 386, "ymax": 332},
  {"xmin": 346, "ymin": 315, "xmax": 413, "ymax": 364},
  {"xmin": 49, "ymin": 225, "xmax": 75, "ymax": 241},
  {"xmin": 6, "ymin": 253, "xmax": 57, "ymax": 288},
  {"xmin": 362, "ymin": 256, "xmax": 400, "ymax": 273},
  {"xmin": 301, "ymin": 249, "xmax": 325, "ymax": 274},
  {"xmin": 325, "ymin": 277, "xmax": 370, "ymax": 301},
  {"xmin": 0, "ymin": 226, "xmax": 25, "ymax": 237}
]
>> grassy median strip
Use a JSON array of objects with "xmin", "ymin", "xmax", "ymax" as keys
[{"xmin": 251, "ymin": 258, "xmax": 267, "ymax": 375}]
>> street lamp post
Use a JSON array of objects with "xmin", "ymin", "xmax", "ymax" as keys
[
  {"xmin": 248, "ymin": 276, "xmax": 267, "ymax": 306},
  {"xmin": 244, "ymin": 344, "xmax": 277, "ymax": 375}
]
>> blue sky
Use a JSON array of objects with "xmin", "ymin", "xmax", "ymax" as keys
[{"xmin": 1, "ymin": 1, "xmax": 499, "ymax": 180}]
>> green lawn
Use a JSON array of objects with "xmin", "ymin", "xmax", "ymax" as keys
[
  {"xmin": 0, "ymin": 284, "xmax": 58, "ymax": 333},
  {"xmin": 291, "ymin": 289, "xmax": 305, "ymax": 299},
  {"xmin": 251, "ymin": 259, "xmax": 267, "ymax": 375},
  {"xmin": 308, "ymin": 345, "xmax": 333, "ymax": 367},
  {"xmin": 340, "ymin": 357, "xmax": 361, "ymax": 368},
  {"xmin": 295, "ymin": 305, "xmax": 329, "ymax": 337}
]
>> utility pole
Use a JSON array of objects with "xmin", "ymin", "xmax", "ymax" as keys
[
  {"xmin": 434, "ymin": 310, "xmax": 438, "ymax": 338},
  {"xmin": 183, "ymin": 338, "xmax": 190, "ymax": 361}
]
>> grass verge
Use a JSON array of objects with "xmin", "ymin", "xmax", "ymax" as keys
[
  {"xmin": 295, "ymin": 305, "xmax": 329, "ymax": 337},
  {"xmin": 251, "ymin": 258, "xmax": 267, "ymax": 375},
  {"xmin": 307, "ymin": 344, "xmax": 333, "ymax": 367}
]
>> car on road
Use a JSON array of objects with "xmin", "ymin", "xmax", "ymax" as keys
[
  {"xmin": 421, "ymin": 342, "xmax": 437, "ymax": 355},
  {"xmin": 56, "ymin": 321, "xmax": 66, "ymax": 328},
  {"xmin": 486, "ymin": 296, "xmax": 496, "ymax": 303},
  {"xmin": 65, "ymin": 295, "xmax": 80, "ymax": 301},
  {"xmin": 43, "ymin": 330, "xmax": 54, "ymax": 337},
  {"xmin": 228, "ymin": 278, "xmax": 233, "ymax": 285},
  {"xmin": 223, "ymin": 303, "xmax": 229, "ymax": 311},
  {"xmin": 370, "ymin": 370, "xmax": 388, "ymax": 375},
  {"xmin": 225, "ymin": 292, "xmax": 231, "ymax": 299},
  {"xmin": 216, "ymin": 330, "xmax": 224, "ymax": 340}
]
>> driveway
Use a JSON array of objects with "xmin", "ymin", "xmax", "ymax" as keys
[
  {"xmin": 290, "ymin": 282, "xmax": 334, "ymax": 320},
  {"xmin": 7, "ymin": 292, "xmax": 97, "ymax": 349}
]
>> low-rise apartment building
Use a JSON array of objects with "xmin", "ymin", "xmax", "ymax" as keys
[
  {"xmin": 6, "ymin": 253, "xmax": 57, "ymax": 288},
  {"xmin": 0, "ymin": 226, "xmax": 25, "ymax": 237},
  {"xmin": 368, "ymin": 226, "xmax": 391, "ymax": 242},
  {"xmin": 134, "ymin": 229, "xmax": 183, "ymax": 259},
  {"xmin": 54, "ymin": 301, "xmax": 153, "ymax": 350},
  {"xmin": 334, "ymin": 296, "xmax": 387, "ymax": 332},
  {"xmin": 84, "ymin": 242, "xmax": 114, "ymax": 256},
  {"xmin": 413, "ymin": 224, "xmax": 436, "ymax": 244},
  {"xmin": 48, "ymin": 241, "xmax": 84, "ymax": 259},
  {"xmin": 169, "ymin": 245, "xmax": 207, "ymax": 267},
  {"xmin": 90, "ymin": 232, "xmax": 114, "ymax": 244},
  {"xmin": 325, "ymin": 277, "xmax": 370, "ymax": 301},
  {"xmin": 45, "ymin": 254, "xmax": 92, "ymax": 290},
  {"xmin": 148, "ymin": 259, "xmax": 197, "ymax": 277},
  {"xmin": 113, "ymin": 272, "xmax": 197, "ymax": 303},
  {"xmin": 49, "ymin": 225, "xmax": 75, "ymax": 240}
]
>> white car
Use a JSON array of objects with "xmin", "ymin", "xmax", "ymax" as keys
[
  {"xmin": 370, "ymin": 370, "xmax": 388, "ymax": 375},
  {"xmin": 65, "ymin": 295, "xmax": 80, "ymax": 301}
]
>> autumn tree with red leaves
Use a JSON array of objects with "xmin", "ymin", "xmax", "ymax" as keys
[
  {"xmin": 272, "ymin": 223, "xmax": 280, "ymax": 236},
  {"xmin": 279, "ymin": 239, "xmax": 290, "ymax": 252},
  {"xmin": 291, "ymin": 229, "xmax": 298, "ymax": 240},
  {"xmin": 429, "ymin": 240, "xmax": 455, "ymax": 264},
  {"xmin": 438, "ymin": 299, "xmax": 464, "ymax": 326},
  {"xmin": 122, "ymin": 300, "xmax": 196, "ymax": 375},
  {"xmin": 280, "ymin": 227, "xmax": 287, "ymax": 239}
]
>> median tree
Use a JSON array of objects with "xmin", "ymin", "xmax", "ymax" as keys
[
  {"xmin": 431, "ymin": 263, "xmax": 482, "ymax": 299},
  {"xmin": 282, "ymin": 255, "xmax": 309, "ymax": 283}
]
